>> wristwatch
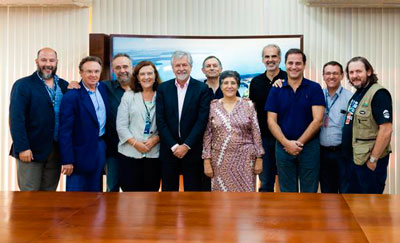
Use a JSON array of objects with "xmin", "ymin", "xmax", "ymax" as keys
[{"xmin": 369, "ymin": 156, "xmax": 377, "ymax": 164}]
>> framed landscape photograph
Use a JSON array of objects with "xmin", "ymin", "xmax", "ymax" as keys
[{"xmin": 110, "ymin": 34, "xmax": 303, "ymax": 97}]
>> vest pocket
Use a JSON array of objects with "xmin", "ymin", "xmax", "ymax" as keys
[{"xmin": 353, "ymin": 143, "xmax": 374, "ymax": 166}]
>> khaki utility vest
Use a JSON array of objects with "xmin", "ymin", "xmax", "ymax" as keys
[{"xmin": 352, "ymin": 83, "xmax": 391, "ymax": 165}]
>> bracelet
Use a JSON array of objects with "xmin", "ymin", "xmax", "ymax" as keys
[{"xmin": 131, "ymin": 139, "xmax": 137, "ymax": 147}]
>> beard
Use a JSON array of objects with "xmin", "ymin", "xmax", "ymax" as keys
[
  {"xmin": 117, "ymin": 73, "xmax": 131, "ymax": 85},
  {"xmin": 37, "ymin": 65, "xmax": 57, "ymax": 80},
  {"xmin": 176, "ymin": 73, "xmax": 189, "ymax": 81}
]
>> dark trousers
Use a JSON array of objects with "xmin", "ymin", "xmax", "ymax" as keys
[
  {"xmin": 319, "ymin": 146, "xmax": 349, "ymax": 193},
  {"xmin": 106, "ymin": 155, "xmax": 121, "ymax": 192},
  {"xmin": 66, "ymin": 139, "xmax": 106, "ymax": 192},
  {"xmin": 161, "ymin": 157, "xmax": 203, "ymax": 191},
  {"xmin": 276, "ymin": 137, "xmax": 320, "ymax": 192},
  {"xmin": 118, "ymin": 154, "xmax": 161, "ymax": 192},
  {"xmin": 259, "ymin": 137, "xmax": 277, "ymax": 192},
  {"xmin": 347, "ymin": 154, "xmax": 390, "ymax": 194}
]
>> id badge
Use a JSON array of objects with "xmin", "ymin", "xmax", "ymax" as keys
[
  {"xmin": 144, "ymin": 121, "xmax": 151, "ymax": 134},
  {"xmin": 323, "ymin": 115, "xmax": 329, "ymax": 127}
]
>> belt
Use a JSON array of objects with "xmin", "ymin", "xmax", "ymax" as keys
[{"xmin": 321, "ymin": 145, "xmax": 342, "ymax": 152}]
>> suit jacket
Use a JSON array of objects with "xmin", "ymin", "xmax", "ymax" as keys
[
  {"xmin": 156, "ymin": 77, "xmax": 212, "ymax": 162},
  {"xmin": 58, "ymin": 81, "xmax": 109, "ymax": 174},
  {"xmin": 9, "ymin": 72, "xmax": 68, "ymax": 161}
]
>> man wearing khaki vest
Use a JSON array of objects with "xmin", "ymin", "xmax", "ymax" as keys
[{"xmin": 341, "ymin": 56, "xmax": 392, "ymax": 194}]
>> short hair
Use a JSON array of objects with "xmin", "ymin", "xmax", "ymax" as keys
[
  {"xmin": 261, "ymin": 44, "xmax": 281, "ymax": 58},
  {"xmin": 219, "ymin": 70, "xmax": 241, "ymax": 86},
  {"xmin": 37, "ymin": 48, "xmax": 58, "ymax": 58},
  {"xmin": 285, "ymin": 48, "xmax": 306, "ymax": 64},
  {"xmin": 131, "ymin": 61, "xmax": 162, "ymax": 92},
  {"xmin": 79, "ymin": 56, "xmax": 103, "ymax": 71},
  {"xmin": 170, "ymin": 51, "xmax": 193, "ymax": 66},
  {"xmin": 112, "ymin": 53, "xmax": 132, "ymax": 64},
  {"xmin": 345, "ymin": 56, "xmax": 378, "ymax": 84},
  {"xmin": 202, "ymin": 56, "xmax": 222, "ymax": 69},
  {"xmin": 323, "ymin": 61, "xmax": 343, "ymax": 74}
]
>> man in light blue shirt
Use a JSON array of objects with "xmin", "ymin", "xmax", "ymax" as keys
[
  {"xmin": 59, "ymin": 56, "xmax": 109, "ymax": 192},
  {"xmin": 319, "ymin": 61, "xmax": 353, "ymax": 193}
]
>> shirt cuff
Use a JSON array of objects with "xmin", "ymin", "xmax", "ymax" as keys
[
  {"xmin": 183, "ymin": 143, "xmax": 191, "ymax": 150},
  {"xmin": 171, "ymin": 144, "xmax": 179, "ymax": 152}
]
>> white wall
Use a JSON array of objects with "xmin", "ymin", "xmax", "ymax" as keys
[
  {"xmin": 1, "ymin": 0, "xmax": 399, "ymax": 193},
  {"xmin": 0, "ymin": 6, "xmax": 89, "ymax": 191}
]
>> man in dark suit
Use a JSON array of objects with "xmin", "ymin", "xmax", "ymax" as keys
[
  {"xmin": 156, "ymin": 51, "xmax": 212, "ymax": 191},
  {"xmin": 9, "ymin": 47, "xmax": 69, "ymax": 191},
  {"xmin": 59, "ymin": 56, "xmax": 109, "ymax": 192}
]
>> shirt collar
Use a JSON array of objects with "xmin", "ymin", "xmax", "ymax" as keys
[
  {"xmin": 282, "ymin": 77, "xmax": 308, "ymax": 88},
  {"xmin": 175, "ymin": 77, "xmax": 190, "ymax": 89},
  {"xmin": 82, "ymin": 80, "xmax": 99, "ymax": 94}
]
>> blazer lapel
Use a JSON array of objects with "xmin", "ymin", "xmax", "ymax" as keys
[
  {"xmin": 181, "ymin": 79, "xmax": 195, "ymax": 117},
  {"xmin": 32, "ymin": 72, "xmax": 54, "ymax": 107},
  {"xmin": 169, "ymin": 81, "xmax": 179, "ymax": 122},
  {"xmin": 79, "ymin": 82, "xmax": 98, "ymax": 124}
]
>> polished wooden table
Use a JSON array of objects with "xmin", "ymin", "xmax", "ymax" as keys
[{"xmin": 0, "ymin": 192, "xmax": 398, "ymax": 242}]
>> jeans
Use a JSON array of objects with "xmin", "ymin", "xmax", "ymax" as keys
[
  {"xmin": 319, "ymin": 146, "xmax": 349, "ymax": 193},
  {"xmin": 347, "ymin": 154, "xmax": 389, "ymax": 194},
  {"xmin": 276, "ymin": 137, "xmax": 320, "ymax": 192},
  {"xmin": 259, "ymin": 137, "xmax": 277, "ymax": 192}
]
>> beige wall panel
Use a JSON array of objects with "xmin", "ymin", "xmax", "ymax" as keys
[{"xmin": 0, "ymin": 6, "xmax": 89, "ymax": 191}]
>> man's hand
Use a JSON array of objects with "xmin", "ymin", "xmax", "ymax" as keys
[
  {"xmin": 173, "ymin": 145, "xmax": 189, "ymax": 159},
  {"xmin": 284, "ymin": 140, "xmax": 303, "ymax": 156},
  {"xmin": 19, "ymin": 149, "xmax": 33, "ymax": 162},
  {"xmin": 366, "ymin": 161, "xmax": 377, "ymax": 171},
  {"xmin": 204, "ymin": 159, "xmax": 214, "ymax": 178},
  {"xmin": 254, "ymin": 157, "xmax": 263, "ymax": 175},
  {"xmin": 62, "ymin": 164, "xmax": 74, "ymax": 176},
  {"xmin": 67, "ymin": 81, "xmax": 80, "ymax": 89},
  {"xmin": 272, "ymin": 79, "xmax": 284, "ymax": 88}
]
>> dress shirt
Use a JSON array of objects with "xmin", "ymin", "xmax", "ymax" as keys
[
  {"xmin": 175, "ymin": 78, "xmax": 190, "ymax": 122},
  {"xmin": 171, "ymin": 78, "xmax": 190, "ymax": 152},
  {"xmin": 319, "ymin": 86, "xmax": 353, "ymax": 147},
  {"xmin": 82, "ymin": 82, "xmax": 106, "ymax": 137},
  {"xmin": 37, "ymin": 72, "xmax": 64, "ymax": 141}
]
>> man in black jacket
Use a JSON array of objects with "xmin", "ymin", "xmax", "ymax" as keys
[{"xmin": 9, "ymin": 47, "xmax": 69, "ymax": 191}]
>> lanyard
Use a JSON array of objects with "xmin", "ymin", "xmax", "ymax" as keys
[
  {"xmin": 143, "ymin": 99, "xmax": 151, "ymax": 123},
  {"xmin": 325, "ymin": 87, "xmax": 342, "ymax": 115}
]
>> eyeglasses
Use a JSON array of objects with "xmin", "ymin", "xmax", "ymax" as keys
[
  {"xmin": 324, "ymin": 72, "xmax": 341, "ymax": 76},
  {"xmin": 82, "ymin": 70, "xmax": 101, "ymax": 75}
]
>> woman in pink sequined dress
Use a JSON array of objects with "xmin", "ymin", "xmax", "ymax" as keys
[{"xmin": 202, "ymin": 70, "xmax": 264, "ymax": 192}]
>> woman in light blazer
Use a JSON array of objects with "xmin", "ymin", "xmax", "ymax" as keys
[{"xmin": 116, "ymin": 61, "xmax": 162, "ymax": 191}]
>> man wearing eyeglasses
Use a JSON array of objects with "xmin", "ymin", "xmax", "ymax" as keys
[
  {"xmin": 319, "ymin": 61, "xmax": 352, "ymax": 193},
  {"xmin": 59, "ymin": 56, "xmax": 109, "ymax": 192}
]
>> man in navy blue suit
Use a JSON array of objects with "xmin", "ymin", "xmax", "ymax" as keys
[
  {"xmin": 59, "ymin": 56, "xmax": 109, "ymax": 192},
  {"xmin": 9, "ymin": 47, "xmax": 69, "ymax": 191},
  {"xmin": 156, "ymin": 51, "xmax": 213, "ymax": 191}
]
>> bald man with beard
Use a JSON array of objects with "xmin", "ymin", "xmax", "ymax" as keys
[{"xmin": 9, "ymin": 47, "xmax": 69, "ymax": 191}]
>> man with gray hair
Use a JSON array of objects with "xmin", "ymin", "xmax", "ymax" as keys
[
  {"xmin": 249, "ymin": 44, "xmax": 287, "ymax": 192},
  {"xmin": 103, "ymin": 53, "xmax": 133, "ymax": 192},
  {"xmin": 156, "ymin": 51, "xmax": 213, "ymax": 191}
]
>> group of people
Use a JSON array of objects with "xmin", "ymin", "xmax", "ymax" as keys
[{"xmin": 9, "ymin": 44, "xmax": 392, "ymax": 194}]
